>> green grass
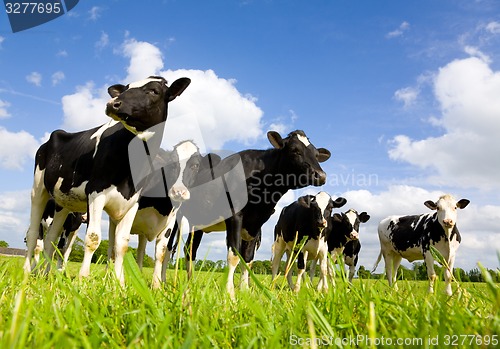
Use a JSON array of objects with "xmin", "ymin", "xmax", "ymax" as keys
[{"xmin": 1, "ymin": 255, "xmax": 499, "ymax": 348}]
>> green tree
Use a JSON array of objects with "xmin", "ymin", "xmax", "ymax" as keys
[{"xmin": 0, "ymin": 240, "xmax": 9, "ymax": 248}]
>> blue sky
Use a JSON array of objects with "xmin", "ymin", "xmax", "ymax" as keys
[{"xmin": 1, "ymin": 0, "xmax": 499, "ymax": 272}]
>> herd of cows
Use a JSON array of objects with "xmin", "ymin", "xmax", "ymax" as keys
[{"xmin": 22, "ymin": 76, "xmax": 470, "ymax": 298}]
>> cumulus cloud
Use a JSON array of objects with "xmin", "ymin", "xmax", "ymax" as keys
[
  {"xmin": 0, "ymin": 99, "xmax": 11, "ymax": 118},
  {"xmin": 386, "ymin": 21, "xmax": 410, "ymax": 38},
  {"xmin": 26, "ymin": 72, "xmax": 42, "ymax": 87},
  {"xmin": 88, "ymin": 6, "xmax": 102, "ymax": 21},
  {"xmin": 389, "ymin": 52, "xmax": 500, "ymax": 190},
  {"xmin": 0, "ymin": 127, "xmax": 40, "ymax": 170},
  {"xmin": 122, "ymin": 38, "xmax": 164, "ymax": 82},
  {"xmin": 51, "ymin": 71, "xmax": 65, "ymax": 86},
  {"xmin": 485, "ymin": 21, "xmax": 500, "ymax": 34}
]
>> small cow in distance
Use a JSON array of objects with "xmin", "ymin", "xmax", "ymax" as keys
[
  {"xmin": 343, "ymin": 239, "xmax": 362, "ymax": 282},
  {"xmin": 373, "ymin": 194, "xmax": 470, "ymax": 295},
  {"xmin": 309, "ymin": 208, "xmax": 370, "ymax": 283},
  {"xmin": 24, "ymin": 76, "xmax": 190, "ymax": 286},
  {"xmin": 272, "ymin": 192, "xmax": 347, "ymax": 292}
]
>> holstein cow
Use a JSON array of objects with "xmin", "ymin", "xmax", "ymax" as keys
[
  {"xmin": 127, "ymin": 141, "xmax": 220, "ymax": 288},
  {"xmin": 271, "ymin": 192, "xmax": 347, "ymax": 292},
  {"xmin": 166, "ymin": 130, "xmax": 331, "ymax": 298},
  {"xmin": 27, "ymin": 199, "xmax": 86, "ymax": 270},
  {"xmin": 343, "ymin": 239, "xmax": 362, "ymax": 282},
  {"xmin": 24, "ymin": 76, "xmax": 190, "ymax": 285},
  {"xmin": 308, "ymin": 209, "xmax": 370, "ymax": 283},
  {"xmin": 372, "ymin": 194, "xmax": 470, "ymax": 295}
]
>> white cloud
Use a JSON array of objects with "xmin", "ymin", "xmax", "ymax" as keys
[
  {"xmin": 122, "ymin": 38, "xmax": 164, "ymax": 82},
  {"xmin": 394, "ymin": 86, "xmax": 419, "ymax": 108},
  {"xmin": 96, "ymin": 32, "xmax": 109, "ymax": 50},
  {"xmin": 386, "ymin": 21, "xmax": 410, "ymax": 38},
  {"xmin": 88, "ymin": 6, "xmax": 102, "ymax": 21},
  {"xmin": 51, "ymin": 71, "xmax": 65, "ymax": 86},
  {"xmin": 464, "ymin": 45, "xmax": 491, "ymax": 63},
  {"xmin": 26, "ymin": 72, "xmax": 42, "ymax": 87},
  {"xmin": 485, "ymin": 21, "xmax": 500, "ymax": 34},
  {"xmin": 0, "ymin": 127, "xmax": 40, "ymax": 170},
  {"xmin": 389, "ymin": 54, "xmax": 500, "ymax": 190},
  {"xmin": 61, "ymin": 81, "xmax": 110, "ymax": 131},
  {"xmin": 0, "ymin": 36, "xmax": 4, "ymax": 49},
  {"xmin": 56, "ymin": 50, "xmax": 68, "ymax": 57},
  {"xmin": 0, "ymin": 99, "xmax": 11, "ymax": 118}
]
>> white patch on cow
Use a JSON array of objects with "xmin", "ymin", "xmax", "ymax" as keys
[
  {"xmin": 169, "ymin": 141, "xmax": 198, "ymax": 202},
  {"xmin": 100, "ymin": 186, "xmax": 142, "ymax": 221},
  {"xmin": 90, "ymin": 120, "xmax": 120, "ymax": 157},
  {"xmin": 315, "ymin": 191, "xmax": 331, "ymax": 220},
  {"xmin": 52, "ymin": 178, "xmax": 88, "ymax": 212},
  {"xmin": 345, "ymin": 209, "xmax": 360, "ymax": 239},
  {"xmin": 119, "ymin": 122, "xmax": 156, "ymax": 141},
  {"xmin": 127, "ymin": 77, "xmax": 164, "ymax": 89},
  {"xmin": 297, "ymin": 134, "xmax": 311, "ymax": 147}
]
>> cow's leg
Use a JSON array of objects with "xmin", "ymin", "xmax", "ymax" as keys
[
  {"xmin": 137, "ymin": 235, "xmax": 146, "ymax": 269},
  {"xmin": 162, "ymin": 221, "xmax": 179, "ymax": 275},
  {"xmin": 392, "ymin": 255, "xmax": 402, "ymax": 288},
  {"xmin": 383, "ymin": 252, "xmax": 394, "ymax": 287},
  {"xmin": 309, "ymin": 259, "xmax": 317, "ymax": 282},
  {"xmin": 43, "ymin": 208, "xmax": 70, "ymax": 272},
  {"xmin": 317, "ymin": 250, "xmax": 329, "ymax": 292},
  {"xmin": 153, "ymin": 232, "xmax": 168, "ymax": 289},
  {"xmin": 113, "ymin": 203, "xmax": 139, "ymax": 286},
  {"xmin": 424, "ymin": 252, "xmax": 437, "ymax": 294},
  {"xmin": 80, "ymin": 194, "xmax": 106, "ymax": 279},
  {"xmin": 225, "ymin": 215, "xmax": 243, "ymax": 299},
  {"xmin": 107, "ymin": 220, "xmax": 116, "ymax": 262},
  {"xmin": 32, "ymin": 223, "xmax": 44, "ymax": 269},
  {"xmin": 294, "ymin": 251, "xmax": 308, "ymax": 292},
  {"xmin": 24, "ymin": 174, "xmax": 50, "ymax": 273},
  {"xmin": 185, "ymin": 229, "xmax": 203, "ymax": 280},
  {"xmin": 444, "ymin": 253, "xmax": 456, "ymax": 296},
  {"xmin": 57, "ymin": 229, "xmax": 78, "ymax": 270},
  {"xmin": 348, "ymin": 264, "xmax": 356, "ymax": 283},
  {"xmin": 284, "ymin": 252, "xmax": 295, "ymax": 289},
  {"xmin": 239, "ymin": 238, "xmax": 258, "ymax": 290},
  {"xmin": 271, "ymin": 237, "xmax": 286, "ymax": 282}
]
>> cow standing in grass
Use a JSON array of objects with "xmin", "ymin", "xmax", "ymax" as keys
[
  {"xmin": 271, "ymin": 192, "xmax": 347, "ymax": 291},
  {"xmin": 24, "ymin": 76, "xmax": 190, "ymax": 285},
  {"xmin": 373, "ymin": 194, "xmax": 469, "ymax": 295}
]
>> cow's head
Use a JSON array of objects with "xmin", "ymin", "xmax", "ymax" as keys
[
  {"xmin": 424, "ymin": 194, "xmax": 469, "ymax": 233},
  {"xmin": 298, "ymin": 192, "xmax": 347, "ymax": 230},
  {"xmin": 332, "ymin": 209, "xmax": 370, "ymax": 241},
  {"xmin": 161, "ymin": 141, "xmax": 221, "ymax": 202},
  {"xmin": 106, "ymin": 76, "xmax": 190, "ymax": 140},
  {"xmin": 267, "ymin": 130, "xmax": 330, "ymax": 188}
]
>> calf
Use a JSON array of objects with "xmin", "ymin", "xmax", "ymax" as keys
[
  {"xmin": 24, "ymin": 76, "xmax": 190, "ymax": 285},
  {"xmin": 271, "ymin": 192, "xmax": 347, "ymax": 291},
  {"xmin": 166, "ymin": 130, "xmax": 331, "ymax": 298},
  {"xmin": 343, "ymin": 239, "xmax": 361, "ymax": 282},
  {"xmin": 309, "ymin": 209, "xmax": 370, "ymax": 283},
  {"xmin": 372, "ymin": 194, "xmax": 469, "ymax": 295}
]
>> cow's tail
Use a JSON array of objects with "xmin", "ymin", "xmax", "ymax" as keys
[{"xmin": 371, "ymin": 250, "xmax": 382, "ymax": 274}]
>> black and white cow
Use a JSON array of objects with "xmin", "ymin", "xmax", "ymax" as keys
[
  {"xmin": 343, "ymin": 239, "xmax": 362, "ymax": 282},
  {"xmin": 308, "ymin": 208, "xmax": 369, "ymax": 283},
  {"xmin": 271, "ymin": 192, "xmax": 347, "ymax": 292},
  {"xmin": 26, "ymin": 199, "xmax": 86, "ymax": 270},
  {"xmin": 24, "ymin": 76, "xmax": 190, "ymax": 285},
  {"xmin": 126, "ymin": 141, "xmax": 220, "ymax": 288},
  {"xmin": 166, "ymin": 130, "xmax": 331, "ymax": 298},
  {"xmin": 372, "ymin": 194, "xmax": 470, "ymax": 295}
]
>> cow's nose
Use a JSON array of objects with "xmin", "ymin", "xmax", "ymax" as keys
[
  {"xmin": 350, "ymin": 231, "xmax": 359, "ymax": 240},
  {"xmin": 112, "ymin": 100, "xmax": 122, "ymax": 110},
  {"xmin": 169, "ymin": 187, "xmax": 190, "ymax": 202},
  {"xmin": 318, "ymin": 219, "xmax": 327, "ymax": 228},
  {"xmin": 443, "ymin": 219, "xmax": 454, "ymax": 227},
  {"xmin": 314, "ymin": 171, "xmax": 327, "ymax": 185}
]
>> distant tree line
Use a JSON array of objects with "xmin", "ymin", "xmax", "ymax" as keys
[{"xmin": 2, "ymin": 239, "xmax": 498, "ymax": 283}]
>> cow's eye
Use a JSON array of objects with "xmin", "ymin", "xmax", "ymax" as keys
[{"xmin": 149, "ymin": 89, "xmax": 159, "ymax": 95}]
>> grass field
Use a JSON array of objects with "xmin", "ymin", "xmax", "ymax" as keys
[{"xmin": 1, "ymin": 254, "xmax": 499, "ymax": 348}]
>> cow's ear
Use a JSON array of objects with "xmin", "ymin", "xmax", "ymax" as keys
[
  {"xmin": 424, "ymin": 200, "xmax": 438, "ymax": 210},
  {"xmin": 167, "ymin": 78, "xmax": 191, "ymax": 101},
  {"xmin": 359, "ymin": 212, "xmax": 370, "ymax": 223},
  {"xmin": 457, "ymin": 199, "xmax": 470, "ymax": 209},
  {"xmin": 267, "ymin": 131, "xmax": 284, "ymax": 149},
  {"xmin": 298, "ymin": 195, "xmax": 313, "ymax": 207},
  {"xmin": 108, "ymin": 84, "xmax": 127, "ymax": 97},
  {"xmin": 317, "ymin": 148, "xmax": 331, "ymax": 163},
  {"xmin": 202, "ymin": 153, "xmax": 221, "ymax": 169},
  {"xmin": 332, "ymin": 197, "xmax": 347, "ymax": 208},
  {"xmin": 332, "ymin": 213, "xmax": 342, "ymax": 222}
]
